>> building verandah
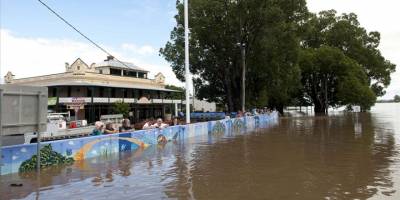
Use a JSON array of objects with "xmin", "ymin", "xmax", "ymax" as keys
[{"xmin": 47, "ymin": 85, "xmax": 183, "ymax": 124}]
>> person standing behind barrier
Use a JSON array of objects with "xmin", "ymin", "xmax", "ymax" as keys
[
  {"xmin": 236, "ymin": 110, "xmax": 243, "ymax": 118},
  {"xmin": 143, "ymin": 119, "xmax": 153, "ymax": 130},
  {"xmin": 119, "ymin": 119, "xmax": 133, "ymax": 132},
  {"xmin": 170, "ymin": 117, "xmax": 179, "ymax": 126},
  {"xmin": 104, "ymin": 122, "xmax": 118, "ymax": 134},
  {"xmin": 91, "ymin": 121, "xmax": 104, "ymax": 135},
  {"xmin": 152, "ymin": 118, "xmax": 169, "ymax": 129}
]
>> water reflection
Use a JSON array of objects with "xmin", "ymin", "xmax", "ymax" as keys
[{"xmin": 1, "ymin": 104, "xmax": 399, "ymax": 199}]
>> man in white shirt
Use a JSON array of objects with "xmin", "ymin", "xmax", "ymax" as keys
[
  {"xmin": 142, "ymin": 119, "xmax": 153, "ymax": 130},
  {"xmin": 152, "ymin": 118, "xmax": 169, "ymax": 129}
]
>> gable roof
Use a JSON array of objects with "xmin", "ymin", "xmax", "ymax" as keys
[
  {"xmin": 70, "ymin": 58, "xmax": 89, "ymax": 68},
  {"xmin": 94, "ymin": 56, "xmax": 148, "ymax": 72}
]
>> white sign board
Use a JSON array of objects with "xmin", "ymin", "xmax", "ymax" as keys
[
  {"xmin": 0, "ymin": 85, "xmax": 48, "ymax": 135},
  {"xmin": 352, "ymin": 106, "xmax": 361, "ymax": 113}
]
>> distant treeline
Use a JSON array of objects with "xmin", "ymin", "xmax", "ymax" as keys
[{"xmin": 377, "ymin": 95, "xmax": 400, "ymax": 103}]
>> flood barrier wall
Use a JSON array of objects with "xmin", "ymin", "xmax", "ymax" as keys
[{"xmin": 0, "ymin": 112, "xmax": 278, "ymax": 175}]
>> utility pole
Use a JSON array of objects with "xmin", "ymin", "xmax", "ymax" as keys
[
  {"xmin": 184, "ymin": 0, "xmax": 191, "ymax": 124},
  {"xmin": 241, "ymin": 43, "xmax": 246, "ymax": 113}
]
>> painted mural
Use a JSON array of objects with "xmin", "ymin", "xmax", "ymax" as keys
[
  {"xmin": 233, "ymin": 118, "xmax": 245, "ymax": 134},
  {"xmin": 212, "ymin": 121, "xmax": 226, "ymax": 137},
  {"xmin": 0, "ymin": 112, "xmax": 279, "ymax": 176},
  {"xmin": 19, "ymin": 144, "xmax": 74, "ymax": 172}
]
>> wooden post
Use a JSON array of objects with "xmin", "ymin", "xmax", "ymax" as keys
[
  {"xmin": 36, "ymin": 91, "xmax": 42, "ymax": 173},
  {"xmin": 0, "ymin": 89, "xmax": 4, "ymax": 174}
]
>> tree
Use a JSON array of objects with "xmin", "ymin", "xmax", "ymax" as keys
[
  {"xmin": 165, "ymin": 84, "xmax": 185, "ymax": 99},
  {"xmin": 161, "ymin": 2, "xmax": 395, "ymax": 114},
  {"xmin": 301, "ymin": 10, "xmax": 396, "ymax": 102},
  {"xmin": 160, "ymin": 0, "xmax": 308, "ymax": 112},
  {"xmin": 394, "ymin": 95, "xmax": 400, "ymax": 102},
  {"xmin": 113, "ymin": 101, "xmax": 130, "ymax": 118},
  {"xmin": 299, "ymin": 46, "xmax": 376, "ymax": 113}
]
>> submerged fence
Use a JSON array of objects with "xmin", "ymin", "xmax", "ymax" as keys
[{"xmin": 0, "ymin": 112, "xmax": 278, "ymax": 175}]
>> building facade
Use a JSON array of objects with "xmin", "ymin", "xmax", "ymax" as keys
[{"xmin": 4, "ymin": 56, "xmax": 183, "ymax": 123}]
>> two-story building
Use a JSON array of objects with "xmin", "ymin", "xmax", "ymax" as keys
[{"xmin": 4, "ymin": 56, "xmax": 183, "ymax": 123}]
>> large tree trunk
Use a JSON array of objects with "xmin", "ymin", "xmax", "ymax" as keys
[
  {"xmin": 276, "ymin": 105, "xmax": 284, "ymax": 115},
  {"xmin": 314, "ymin": 100, "xmax": 327, "ymax": 114},
  {"xmin": 224, "ymin": 67, "xmax": 234, "ymax": 112}
]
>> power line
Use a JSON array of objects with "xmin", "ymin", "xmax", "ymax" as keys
[{"xmin": 37, "ymin": 0, "xmax": 131, "ymax": 69}]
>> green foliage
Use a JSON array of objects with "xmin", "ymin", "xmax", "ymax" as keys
[
  {"xmin": 299, "ymin": 46, "xmax": 376, "ymax": 112},
  {"xmin": 301, "ymin": 10, "xmax": 396, "ymax": 98},
  {"xmin": 113, "ymin": 100, "xmax": 130, "ymax": 118},
  {"xmin": 165, "ymin": 84, "xmax": 185, "ymax": 99},
  {"xmin": 394, "ymin": 95, "xmax": 400, "ymax": 102},
  {"xmin": 19, "ymin": 144, "xmax": 74, "ymax": 172}
]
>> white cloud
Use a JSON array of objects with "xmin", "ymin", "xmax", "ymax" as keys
[
  {"xmin": 307, "ymin": 0, "xmax": 400, "ymax": 99},
  {"xmin": 121, "ymin": 43, "xmax": 157, "ymax": 55},
  {"xmin": 0, "ymin": 29, "xmax": 183, "ymax": 86}
]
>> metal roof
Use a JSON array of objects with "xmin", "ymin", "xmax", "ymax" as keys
[{"xmin": 94, "ymin": 59, "xmax": 149, "ymax": 72}]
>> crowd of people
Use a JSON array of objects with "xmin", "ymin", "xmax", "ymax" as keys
[
  {"xmin": 91, "ymin": 117, "xmax": 182, "ymax": 136},
  {"xmin": 227, "ymin": 108, "xmax": 275, "ymax": 119},
  {"xmin": 91, "ymin": 108, "xmax": 274, "ymax": 136}
]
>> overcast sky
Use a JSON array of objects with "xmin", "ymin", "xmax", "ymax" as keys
[{"xmin": 0, "ymin": 0, "xmax": 398, "ymax": 99}]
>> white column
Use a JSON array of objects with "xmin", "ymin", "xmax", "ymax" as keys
[{"xmin": 175, "ymin": 103, "xmax": 178, "ymax": 117}]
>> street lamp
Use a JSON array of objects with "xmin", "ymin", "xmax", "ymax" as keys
[
  {"xmin": 184, "ymin": 0, "xmax": 191, "ymax": 124},
  {"xmin": 237, "ymin": 42, "xmax": 246, "ymax": 113}
]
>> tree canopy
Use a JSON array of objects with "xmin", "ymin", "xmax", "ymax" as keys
[
  {"xmin": 299, "ymin": 46, "xmax": 376, "ymax": 113},
  {"xmin": 165, "ymin": 84, "xmax": 185, "ymax": 99},
  {"xmin": 161, "ymin": 0, "xmax": 395, "ymax": 113},
  {"xmin": 113, "ymin": 101, "xmax": 130, "ymax": 118}
]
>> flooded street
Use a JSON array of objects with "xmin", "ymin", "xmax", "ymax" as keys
[{"xmin": 1, "ymin": 103, "xmax": 400, "ymax": 199}]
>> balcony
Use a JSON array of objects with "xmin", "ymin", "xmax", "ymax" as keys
[{"xmin": 56, "ymin": 97, "xmax": 182, "ymax": 104}]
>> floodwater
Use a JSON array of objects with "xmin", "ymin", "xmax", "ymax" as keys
[{"xmin": 1, "ymin": 103, "xmax": 400, "ymax": 200}]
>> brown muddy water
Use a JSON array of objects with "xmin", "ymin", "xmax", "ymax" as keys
[{"xmin": 1, "ymin": 103, "xmax": 400, "ymax": 200}]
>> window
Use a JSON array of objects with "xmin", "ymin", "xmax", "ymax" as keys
[
  {"xmin": 110, "ymin": 68, "xmax": 122, "ymax": 76},
  {"xmin": 133, "ymin": 89, "xmax": 139, "ymax": 98},
  {"xmin": 138, "ymin": 72, "xmax": 145, "ymax": 78},
  {"xmin": 77, "ymin": 66, "xmax": 80, "ymax": 70},
  {"xmin": 99, "ymin": 87, "xmax": 104, "ymax": 97},
  {"xmin": 99, "ymin": 69, "xmax": 103, "ymax": 74},
  {"xmin": 87, "ymin": 87, "xmax": 93, "ymax": 97},
  {"xmin": 52, "ymin": 87, "xmax": 57, "ymax": 97},
  {"xmin": 111, "ymin": 88, "xmax": 116, "ymax": 97},
  {"xmin": 67, "ymin": 86, "xmax": 71, "ymax": 96},
  {"xmin": 124, "ymin": 89, "xmax": 128, "ymax": 98}
]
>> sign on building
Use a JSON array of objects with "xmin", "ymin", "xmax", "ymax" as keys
[{"xmin": 66, "ymin": 97, "xmax": 87, "ymax": 113}]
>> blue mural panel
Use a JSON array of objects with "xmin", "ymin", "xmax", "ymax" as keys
[{"xmin": 0, "ymin": 113, "xmax": 279, "ymax": 175}]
